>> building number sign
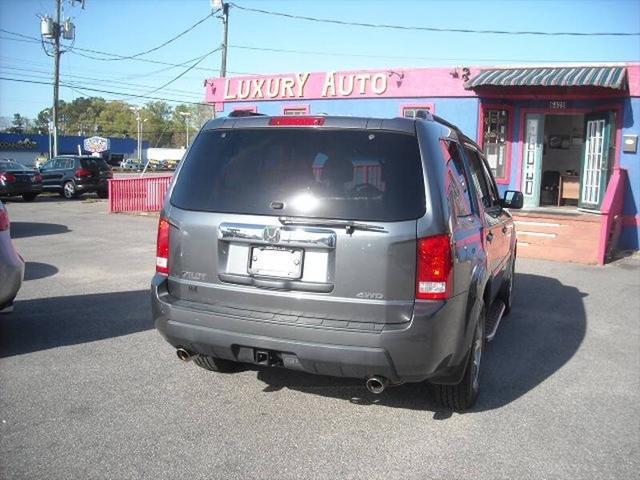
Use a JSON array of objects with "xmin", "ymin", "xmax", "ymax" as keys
[{"xmin": 549, "ymin": 100, "xmax": 567, "ymax": 110}]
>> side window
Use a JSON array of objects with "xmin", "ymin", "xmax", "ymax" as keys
[
  {"xmin": 440, "ymin": 140, "xmax": 473, "ymax": 218},
  {"xmin": 465, "ymin": 147, "xmax": 497, "ymax": 210},
  {"xmin": 479, "ymin": 157, "xmax": 501, "ymax": 206},
  {"xmin": 52, "ymin": 158, "xmax": 64, "ymax": 169},
  {"xmin": 40, "ymin": 159, "xmax": 54, "ymax": 170},
  {"xmin": 65, "ymin": 159, "xmax": 75, "ymax": 169}
]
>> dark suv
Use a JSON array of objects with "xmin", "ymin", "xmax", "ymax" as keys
[
  {"xmin": 40, "ymin": 155, "xmax": 112, "ymax": 199},
  {"xmin": 151, "ymin": 113, "xmax": 523, "ymax": 410}
]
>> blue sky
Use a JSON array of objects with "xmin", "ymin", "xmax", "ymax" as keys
[{"xmin": 1, "ymin": 0, "xmax": 639, "ymax": 118}]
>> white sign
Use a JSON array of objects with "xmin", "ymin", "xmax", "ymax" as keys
[{"xmin": 83, "ymin": 136, "xmax": 110, "ymax": 153}]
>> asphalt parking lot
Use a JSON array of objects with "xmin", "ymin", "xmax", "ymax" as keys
[{"xmin": 1, "ymin": 197, "xmax": 639, "ymax": 480}]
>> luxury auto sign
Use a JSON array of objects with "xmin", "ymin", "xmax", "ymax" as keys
[{"xmin": 222, "ymin": 71, "xmax": 390, "ymax": 100}]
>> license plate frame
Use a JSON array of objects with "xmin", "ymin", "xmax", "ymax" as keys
[{"xmin": 248, "ymin": 246, "xmax": 304, "ymax": 279}]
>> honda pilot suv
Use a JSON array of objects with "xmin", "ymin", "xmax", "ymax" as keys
[{"xmin": 152, "ymin": 112, "xmax": 523, "ymax": 410}]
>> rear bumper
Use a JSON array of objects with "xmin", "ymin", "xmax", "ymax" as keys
[
  {"xmin": 76, "ymin": 179, "xmax": 109, "ymax": 192},
  {"xmin": 0, "ymin": 184, "xmax": 43, "ymax": 196},
  {"xmin": 151, "ymin": 275, "xmax": 472, "ymax": 384}
]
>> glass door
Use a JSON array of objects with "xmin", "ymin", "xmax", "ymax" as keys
[
  {"xmin": 579, "ymin": 112, "xmax": 613, "ymax": 210},
  {"xmin": 521, "ymin": 114, "xmax": 545, "ymax": 209}
]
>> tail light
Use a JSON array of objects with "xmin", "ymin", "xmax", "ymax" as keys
[
  {"xmin": 0, "ymin": 172, "xmax": 16, "ymax": 183},
  {"xmin": 0, "ymin": 205, "xmax": 9, "ymax": 231},
  {"xmin": 75, "ymin": 167, "xmax": 92, "ymax": 178},
  {"xmin": 269, "ymin": 116, "xmax": 325, "ymax": 126},
  {"xmin": 156, "ymin": 218, "xmax": 170, "ymax": 275},
  {"xmin": 33, "ymin": 173, "xmax": 43, "ymax": 183},
  {"xmin": 416, "ymin": 234, "xmax": 453, "ymax": 300}
]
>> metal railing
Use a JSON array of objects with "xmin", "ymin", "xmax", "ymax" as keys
[{"xmin": 108, "ymin": 175, "xmax": 172, "ymax": 213}]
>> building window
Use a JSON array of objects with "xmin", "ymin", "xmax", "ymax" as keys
[
  {"xmin": 482, "ymin": 109, "xmax": 510, "ymax": 181},
  {"xmin": 283, "ymin": 106, "xmax": 309, "ymax": 116},
  {"xmin": 402, "ymin": 104, "xmax": 434, "ymax": 118}
]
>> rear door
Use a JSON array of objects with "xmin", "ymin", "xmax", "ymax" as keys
[
  {"xmin": 464, "ymin": 146, "xmax": 509, "ymax": 288},
  {"xmin": 57, "ymin": 158, "xmax": 74, "ymax": 184},
  {"xmin": 41, "ymin": 157, "xmax": 63, "ymax": 188},
  {"xmin": 166, "ymin": 124, "xmax": 426, "ymax": 328}
]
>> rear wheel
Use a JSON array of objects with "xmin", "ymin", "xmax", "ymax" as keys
[
  {"xmin": 22, "ymin": 193, "xmax": 38, "ymax": 202},
  {"xmin": 193, "ymin": 355, "xmax": 242, "ymax": 373},
  {"xmin": 432, "ymin": 305, "xmax": 485, "ymax": 411},
  {"xmin": 62, "ymin": 181, "xmax": 78, "ymax": 199}
]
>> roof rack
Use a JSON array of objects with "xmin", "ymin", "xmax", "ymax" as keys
[
  {"xmin": 414, "ymin": 109, "xmax": 433, "ymax": 121},
  {"xmin": 431, "ymin": 114, "xmax": 458, "ymax": 131},
  {"xmin": 228, "ymin": 110, "xmax": 267, "ymax": 118}
]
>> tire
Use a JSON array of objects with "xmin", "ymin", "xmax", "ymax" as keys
[
  {"xmin": 193, "ymin": 355, "xmax": 242, "ymax": 373},
  {"xmin": 22, "ymin": 193, "xmax": 38, "ymax": 202},
  {"xmin": 432, "ymin": 305, "xmax": 485, "ymax": 411},
  {"xmin": 62, "ymin": 181, "xmax": 78, "ymax": 199},
  {"xmin": 499, "ymin": 255, "xmax": 515, "ymax": 316},
  {"xmin": 97, "ymin": 190, "xmax": 108, "ymax": 199}
]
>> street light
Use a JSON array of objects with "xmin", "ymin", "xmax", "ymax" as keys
[
  {"xmin": 178, "ymin": 111, "xmax": 192, "ymax": 148},
  {"xmin": 129, "ymin": 106, "xmax": 145, "ymax": 163}
]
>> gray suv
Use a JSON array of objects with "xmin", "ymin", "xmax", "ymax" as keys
[{"xmin": 151, "ymin": 112, "xmax": 523, "ymax": 410}]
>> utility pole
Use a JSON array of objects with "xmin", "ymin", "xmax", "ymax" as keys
[
  {"xmin": 213, "ymin": 0, "xmax": 229, "ymax": 78},
  {"xmin": 52, "ymin": 0, "xmax": 61, "ymax": 157},
  {"xmin": 40, "ymin": 0, "xmax": 82, "ymax": 157}
]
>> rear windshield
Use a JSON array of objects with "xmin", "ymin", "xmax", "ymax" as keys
[
  {"xmin": 0, "ymin": 160, "xmax": 27, "ymax": 171},
  {"xmin": 80, "ymin": 158, "xmax": 109, "ymax": 169},
  {"xmin": 171, "ymin": 128, "xmax": 425, "ymax": 222}
]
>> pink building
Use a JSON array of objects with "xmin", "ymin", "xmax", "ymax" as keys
[{"xmin": 204, "ymin": 64, "xmax": 640, "ymax": 263}]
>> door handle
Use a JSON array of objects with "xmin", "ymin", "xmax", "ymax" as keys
[{"xmin": 486, "ymin": 232, "xmax": 494, "ymax": 243}]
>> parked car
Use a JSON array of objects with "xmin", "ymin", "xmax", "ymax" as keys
[
  {"xmin": 0, "ymin": 159, "xmax": 43, "ymax": 202},
  {"xmin": 0, "ymin": 201, "xmax": 24, "ymax": 313},
  {"xmin": 105, "ymin": 153, "xmax": 124, "ymax": 168},
  {"xmin": 39, "ymin": 155, "xmax": 112, "ymax": 199},
  {"xmin": 151, "ymin": 113, "xmax": 523, "ymax": 410},
  {"xmin": 120, "ymin": 158, "xmax": 145, "ymax": 171}
]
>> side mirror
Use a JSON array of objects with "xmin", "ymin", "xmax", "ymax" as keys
[{"xmin": 501, "ymin": 190, "xmax": 523, "ymax": 209}]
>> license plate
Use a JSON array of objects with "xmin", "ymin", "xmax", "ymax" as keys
[{"xmin": 248, "ymin": 246, "xmax": 303, "ymax": 279}]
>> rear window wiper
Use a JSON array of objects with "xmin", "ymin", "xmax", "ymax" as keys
[{"xmin": 278, "ymin": 216, "xmax": 387, "ymax": 234}]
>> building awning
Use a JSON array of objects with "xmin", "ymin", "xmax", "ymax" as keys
[{"xmin": 464, "ymin": 66, "xmax": 627, "ymax": 90}]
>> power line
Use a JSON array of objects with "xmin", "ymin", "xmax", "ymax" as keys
[
  {"xmin": 96, "ymin": 11, "xmax": 216, "ymax": 61},
  {"xmin": 230, "ymin": 44, "xmax": 634, "ymax": 64},
  {"xmin": 140, "ymin": 47, "xmax": 220, "ymax": 96},
  {"xmin": 229, "ymin": 2, "xmax": 640, "ymax": 37},
  {"xmin": 0, "ymin": 64, "xmax": 204, "ymax": 98},
  {"xmin": 0, "ymin": 29, "xmax": 254, "ymax": 75},
  {"xmin": 0, "ymin": 76, "xmax": 210, "ymax": 106}
]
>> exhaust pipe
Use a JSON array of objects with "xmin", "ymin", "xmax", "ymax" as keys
[
  {"xmin": 176, "ymin": 348, "xmax": 195, "ymax": 362},
  {"xmin": 365, "ymin": 376, "xmax": 388, "ymax": 394}
]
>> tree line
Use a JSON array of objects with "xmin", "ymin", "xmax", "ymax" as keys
[{"xmin": 2, "ymin": 97, "xmax": 215, "ymax": 148}]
